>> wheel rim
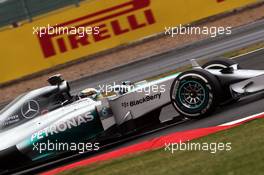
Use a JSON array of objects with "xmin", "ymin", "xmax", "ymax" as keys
[{"xmin": 178, "ymin": 80, "xmax": 206, "ymax": 109}]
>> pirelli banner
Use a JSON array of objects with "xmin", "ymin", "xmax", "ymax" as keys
[{"xmin": 0, "ymin": 0, "xmax": 258, "ymax": 83}]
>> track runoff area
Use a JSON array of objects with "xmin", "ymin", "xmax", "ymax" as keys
[{"xmin": 39, "ymin": 47, "xmax": 264, "ymax": 175}]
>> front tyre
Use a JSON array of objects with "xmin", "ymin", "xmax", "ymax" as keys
[{"xmin": 170, "ymin": 69, "xmax": 222, "ymax": 119}]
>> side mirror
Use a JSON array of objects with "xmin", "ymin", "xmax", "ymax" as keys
[
  {"xmin": 48, "ymin": 74, "xmax": 64, "ymax": 86},
  {"xmin": 220, "ymin": 66, "xmax": 234, "ymax": 74}
]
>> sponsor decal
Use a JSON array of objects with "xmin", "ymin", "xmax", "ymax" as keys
[
  {"xmin": 201, "ymin": 84, "xmax": 213, "ymax": 115},
  {"xmin": 31, "ymin": 112, "xmax": 94, "ymax": 141},
  {"xmin": 122, "ymin": 93, "xmax": 161, "ymax": 108},
  {"xmin": 38, "ymin": 0, "xmax": 156, "ymax": 58},
  {"xmin": 0, "ymin": 115, "xmax": 20, "ymax": 127},
  {"xmin": 21, "ymin": 100, "xmax": 40, "ymax": 119}
]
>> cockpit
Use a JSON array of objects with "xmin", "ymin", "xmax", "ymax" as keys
[{"xmin": 0, "ymin": 75, "xmax": 72, "ymax": 131}]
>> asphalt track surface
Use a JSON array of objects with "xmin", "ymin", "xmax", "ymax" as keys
[{"xmin": 2, "ymin": 19, "xmax": 264, "ymax": 174}]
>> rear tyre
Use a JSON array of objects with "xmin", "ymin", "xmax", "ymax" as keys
[
  {"xmin": 170, "ymin": 69, "xmax": 222, "ymax": 119},
  {"xmin": 202, "ymin": 58, "xmax": 240, "ymax": 69},
  {"xmin": 203, "ymin": 59, "xmax": 240, "ymax": 104}
]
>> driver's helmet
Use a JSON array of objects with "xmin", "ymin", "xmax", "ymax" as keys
[{"xmin": 79, "ymin": 88, "xmax": 102, "ymax": 100}]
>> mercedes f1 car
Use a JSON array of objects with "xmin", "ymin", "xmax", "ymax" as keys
[{"xmin": 0, "ymin": 58, "xmax": 264, "ymax": 173}]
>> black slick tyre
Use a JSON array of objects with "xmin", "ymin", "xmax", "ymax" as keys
[{"xmin": 170, "ymin": 69, "xmax": 222, "ymax": 119}]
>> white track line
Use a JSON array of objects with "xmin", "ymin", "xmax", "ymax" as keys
[
  {"xmin": 230, "ymin": 47, "xmax": 264, "ymax": 60},
  {"xmin": 219, "ymin": 111, "xmax": 264, "ymax": 126}
]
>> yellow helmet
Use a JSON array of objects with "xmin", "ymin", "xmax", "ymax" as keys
[{"xmin": 80, "ymin": 88, "xmax": 100, "ymax": 99}]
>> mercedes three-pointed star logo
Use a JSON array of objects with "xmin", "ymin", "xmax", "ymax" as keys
[{"xmin": 21, "ymin": 100, "xmax": 40, "ymax": 119}]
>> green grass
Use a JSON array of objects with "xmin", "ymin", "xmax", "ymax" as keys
[{"xmin": 58, "ymin": 119, "xmax": 264, "ymax": 175}]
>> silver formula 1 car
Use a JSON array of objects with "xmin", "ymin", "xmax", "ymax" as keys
[{"xmin": 0, "ymin": 58, "xmax": 263, "ymax": 173}]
